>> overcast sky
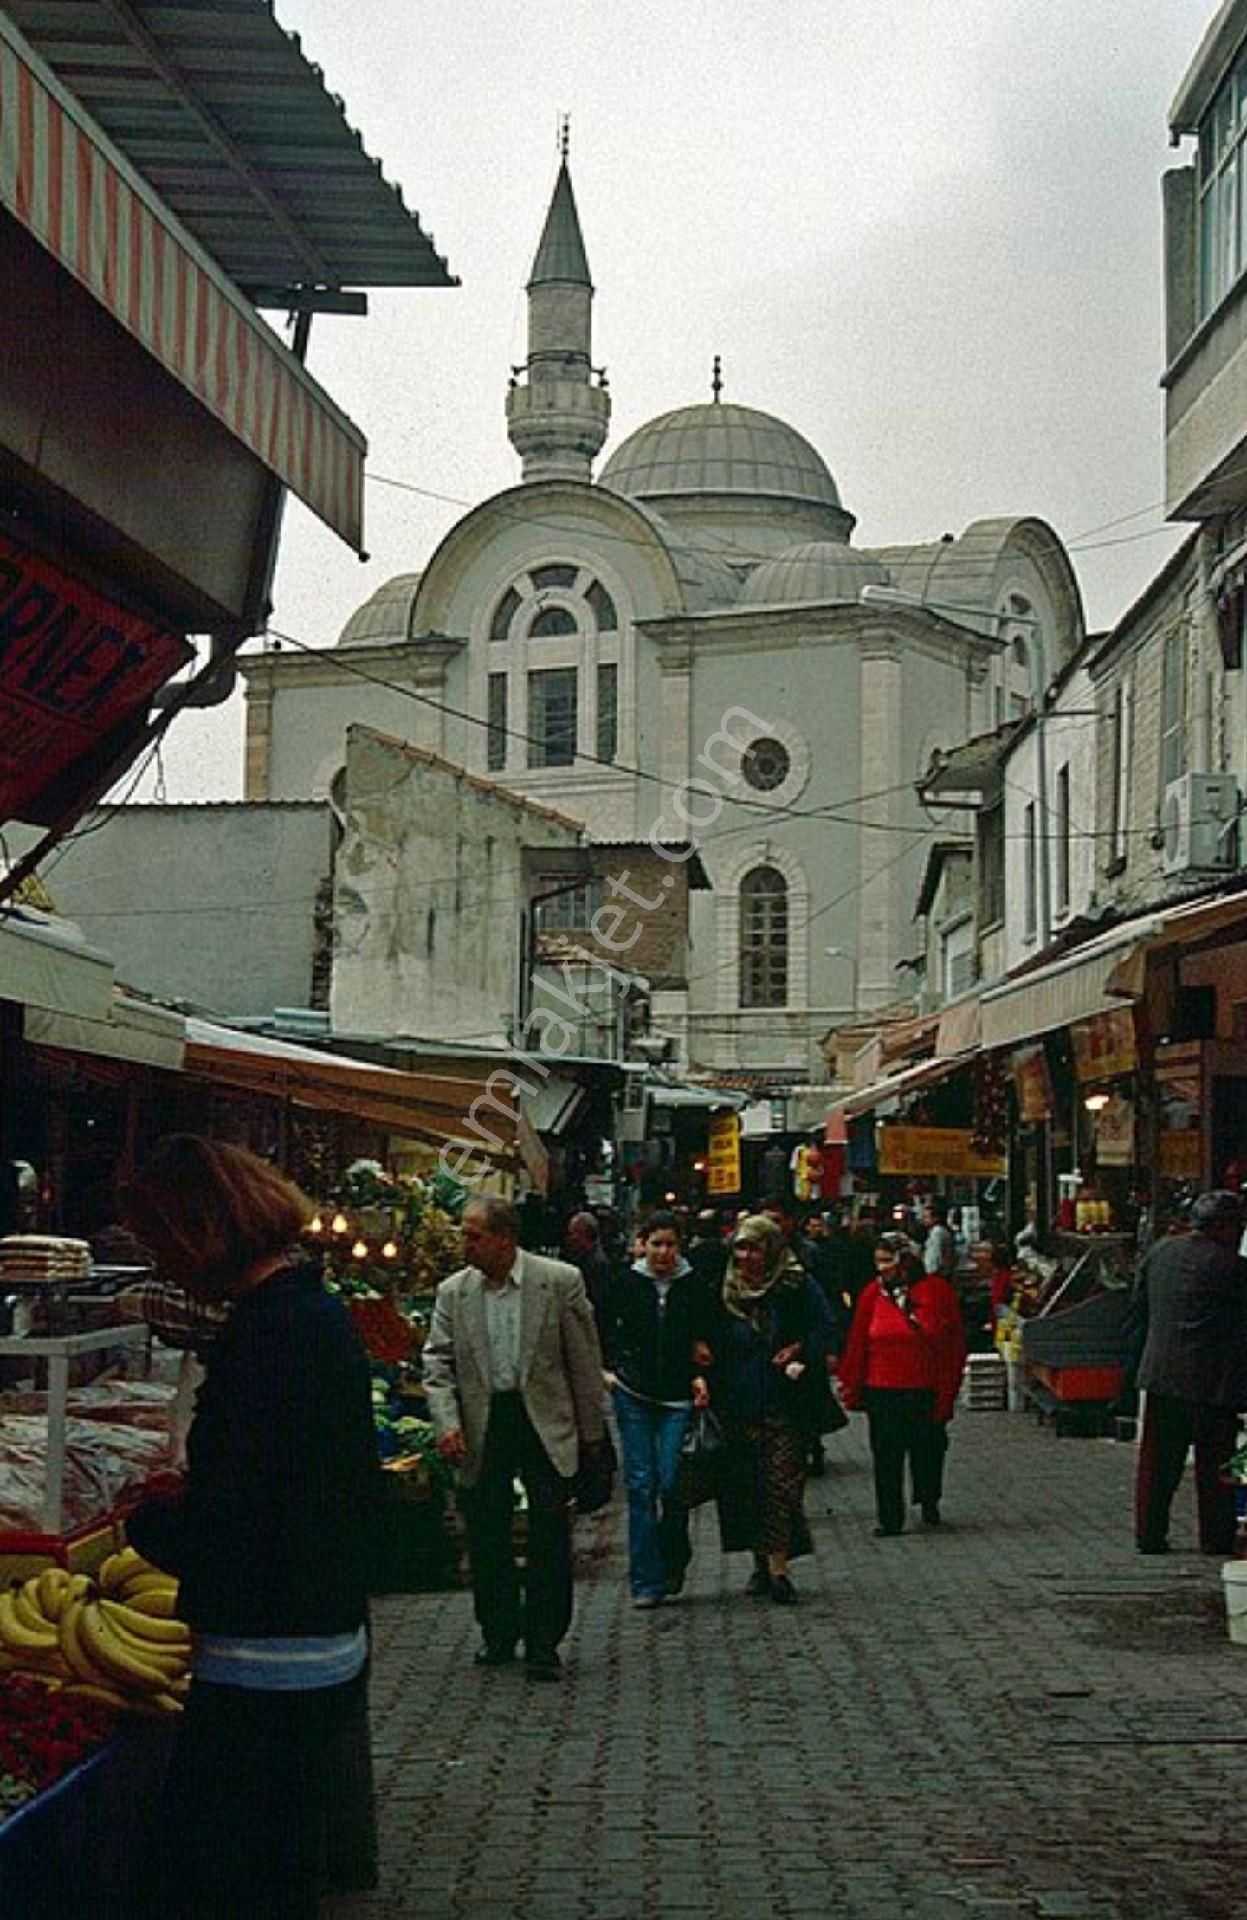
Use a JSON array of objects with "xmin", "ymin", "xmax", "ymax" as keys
[{"xmin": 144, "ymin": 0, "xmax": 1218, "ymax": 801}]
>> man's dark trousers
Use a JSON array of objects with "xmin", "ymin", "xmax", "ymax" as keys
[
  {"xmin": 459, "ymin": 1391, "xmax": 572, "ymax": 1659},
  {"xmin": 1135, "ymin": 1390, "xmax": 1239, "ymax": 1553}
]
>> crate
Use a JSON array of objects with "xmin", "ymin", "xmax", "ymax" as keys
[
  {"xmin": 960, "ymin": 1353, "xmax": 1007, "ymax": 1411},
  {"xmin": 0, "ymin": 1515, "xmax": 123, "ymax": 1586}
]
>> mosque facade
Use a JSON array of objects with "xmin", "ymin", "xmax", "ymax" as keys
[{"xmin": 242, "ymin": 160, "xmax": 1086, "ymax": 1081}]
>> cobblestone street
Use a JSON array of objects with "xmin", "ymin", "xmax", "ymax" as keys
[{"xmin": 330, "ymin": 1412, "xmax": 1247, "ymax": 1920}]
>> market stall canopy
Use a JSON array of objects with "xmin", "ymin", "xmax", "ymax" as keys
[
  {"xmin": 2, "ymin": 0, "xmax": 455, "ymax": 301},
  {"xmin": 648, "ymin": 1084, "xmax": 749, "ymax": 1111},
  {"xmin": 184, "ymin": 1019, "xmax": 516, "ymax": 1161},
  {"xmin": 26, "ymin": 990, "xmax": 185, "ymax": 1071},
  {"xmin": 0, "ymin": 910, "xmax": 115, "ymax": 1021},
  {"xmin": 827, "ymin": 1050, "xmax": 972, "ymax": 1123}
]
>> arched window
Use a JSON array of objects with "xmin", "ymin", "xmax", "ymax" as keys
[
  {"xmin": 739, "ymin": 866, "xmax": 788, "ymax": 1008},
  {"xmin": 490, "ymin": 587, "xmax": 520, "ymax": 642},
  {"xmin": 529, "ymin": 605, "xmax": 578, "ymax": 638}
]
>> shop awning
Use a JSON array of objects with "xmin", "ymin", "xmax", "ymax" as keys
[
  {"xmin": 829, "ymin": 1050, "xmax": 973, "ymax": 1122},
  {"xmin": 0, "ymin": 912, "xmax": 115, "ymax": 1020},
  {"xmin": 521, "ymin": 1076, "xmax": 587, "ymax": 1136},
  {"xmin": 1, "ymin": 13, "xmax": 366, "ymax": 548},
  {"xmin": 26, "ymin": 991, "xmax": 185, "ymax": 1070},
  {"xmin": 979, "ymin": 918, "xmax": 1160, "ymax": 1051},
  {"xmin": 184, "ymin": 1019, "xmax": 516, "ymax": 1160},
  {"xmin": 1106, "ymin": 888, "xmax": 1247, "ymax": 995},
  {"xmin": 649, "ymin": 1084, "xmax": 748, "ymax": 1112}
]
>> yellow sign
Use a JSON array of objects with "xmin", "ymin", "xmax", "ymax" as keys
[
  {"xmin": 877, "ymin": 1125, "xmax": 1007, "ymax": 1178},
  {"xmin": 706, "ymin": 1113, "xmax": 741, "ymax": 1195}
]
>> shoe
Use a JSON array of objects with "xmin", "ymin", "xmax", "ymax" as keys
[
  {"xmin": 473, "ymin": 1644, "xmax": 516, "ymax": 1667},
  {"xmin": 1135, "ymin": 1540, "xmax": 1170, "ymax": 1555},
  {"xmin": 632, "ymin": 1594, "xmax": 664, "ymax": 1610},
  {"xmin": 769, "ymin": 1574, "xmax": 798, "ymax": 1605},
  {"xmin": 921, "ymin": 1504, "xmax": 942, "ymax": 1527},
  {"xmin": 873, "ymin": 1525, "xmax": 903, "ymax": 1538},
  {"xmin": 1201, "ymin": 1543, "xmax": 1237, "ymax": 1558},
  {"xmin": 808, "ymin": 1449, "xmax": 827, "ymax": 1478},
  {"xmin": 745, "ymin": 1568, "xmax": 771, "ymax": 1598},
  {"xmin": 665, "ymin": 1568, "xmax": 687, "ymax": 1597},
  {"xmin": 525, "ymin": 1651, "xmax": 562, "ymax": 1683}
]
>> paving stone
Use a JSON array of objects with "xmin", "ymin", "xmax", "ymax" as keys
[{"xmin": 336, "ymin": 1413, "xmax": 1247, "ymax": 1920}]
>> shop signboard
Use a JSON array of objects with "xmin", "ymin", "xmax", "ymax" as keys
[
  {"xmin": 706, "ymin": 1112, "xmax": 741, "ymax": 1195},
  {"xmin": 1094, "ymin": 1093, "xmax": 1136, "ymax": 1167},
  {"xmin": 0, "ymin": 537, "xmax": 190, "ymax": 825},
  {"xmin": 1071, "ymin": 1007, "xmax": 1138, "ymax": 1084},
  {"xmin": 1013, "ymin": 1044, "xmax": 1054, "ymax": 1124},
  {"xmin": 877, "ymin": 1126, "xmax": 1006, "ymax": 1177}
]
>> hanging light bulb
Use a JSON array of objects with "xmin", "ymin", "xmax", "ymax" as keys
[
  {"xmin": 331, "ymin": 1212, "xmax": 349, "ymax": 1236},
  {"xmin": 381, "ymin": 1240, "xmax": 399, "ymax": 1260},
  {"xmin": 1083, "ymin": 1091, "xmax": 1110, "ymax": 1114},
  {"xmin": 309, "ymin": 1213, "xmax": 324, "ymax": 1235},
  {"xmin": 351, "ymin": 1238, "xmax": 369, "ymax": 1259}
]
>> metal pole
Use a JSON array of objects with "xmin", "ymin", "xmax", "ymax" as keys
[{"xmin": 1031, "ymin": 626, "xmax": 1052, "ymax": 947}]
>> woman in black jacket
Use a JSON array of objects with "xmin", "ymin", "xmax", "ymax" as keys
[
  {"xmin": 602, "ymin": 1209, "xmax": 709, "ymax": 1607},
  {"xmin": 123, "ymin": 1136, "xmax": 383, "ymax": 1919}
]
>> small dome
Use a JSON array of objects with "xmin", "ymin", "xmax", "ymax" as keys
[
  {"xmin": 740, "ymin": 542, "xmax": 892, "ymax": 607},
  {"xmin": 336, "ymin": 573, "xmax": 423, "ymax": 648},
  {"xmin": 601, "ymin": 403, "xmax": 841, "ymax": 511}
]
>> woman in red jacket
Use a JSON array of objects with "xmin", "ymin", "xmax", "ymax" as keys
[{"xmin": 838, "ymin": 1232, "xmax": 965, "ymax": 1536}]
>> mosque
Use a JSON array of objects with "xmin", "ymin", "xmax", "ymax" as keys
[{"xmin": 241, "ymin": 156, "xmax": 1086, "ymax": 1081}]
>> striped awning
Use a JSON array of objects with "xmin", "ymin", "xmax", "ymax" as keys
[{"xmin": 0, "ymin": 13, "xmax": 365, "ymax": 548}]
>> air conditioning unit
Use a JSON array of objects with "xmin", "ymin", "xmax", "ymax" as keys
[{"xmin": 1161, "ymin": 772, "xmax": 1240, "ymax": 876}]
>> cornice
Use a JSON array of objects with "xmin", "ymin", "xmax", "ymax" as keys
[{"xmin": 239, "ymin": 635, "xmax": 465, "ymax": 693}]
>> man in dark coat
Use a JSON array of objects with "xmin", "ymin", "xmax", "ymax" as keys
[
  {"xmin": 1133, "ymin": 1189, "xmax": 1247, "ymax": 1556},
  {"xmin": 565, "ymin": 1211, "xmax": 612, "ymax": 1339}
]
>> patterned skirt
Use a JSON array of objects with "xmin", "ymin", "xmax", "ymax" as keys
[{"xmin": 716, "ymin": 1416, "xmax": 813, "ymax": 1560}]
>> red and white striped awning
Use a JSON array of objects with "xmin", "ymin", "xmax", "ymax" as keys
[{"xmin": 0, "ymin": 13, "xmax": 365, "ymax": 551}]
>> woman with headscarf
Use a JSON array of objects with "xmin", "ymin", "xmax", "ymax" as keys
[
  {"xmin": 708, "ymin": 1213, "xmax": 839, "ymax": 1603},
  {"xmin": 837, "ymin": 1231, "xmax": 965, "ymax": 1537}
]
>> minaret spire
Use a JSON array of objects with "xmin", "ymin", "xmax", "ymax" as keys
[
  {"xmin": 712, "ymin": 355, "xmax": 723, "ymax": 403},
  {"xmin": 506, "ymin": 138, "xmax": 610, "ymax": 484}
]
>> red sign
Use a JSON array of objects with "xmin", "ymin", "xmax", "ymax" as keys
[{"xmin": 0, "ymin": 537, "xmax": 190, "ymax": 824}]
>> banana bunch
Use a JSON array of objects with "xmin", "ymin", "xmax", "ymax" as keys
[{"xmin": 0, "ymin": 1553, "xmax": 190, "ymax": 1718}]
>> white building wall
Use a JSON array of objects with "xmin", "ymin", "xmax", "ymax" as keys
[{"xmin": 1001, "ymin": 661, "xmax": 1098, "ymax": 973}]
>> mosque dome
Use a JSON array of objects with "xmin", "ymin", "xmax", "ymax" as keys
[
  {"xmin": 601, "ymin": 403, "xmax": 842, "ymax": 511},
  {"xmin": 739, "ymin": 541, "xmax": 893, "ymax": 608},
  {"xmin": 336, "ymin": 572, "xmax": 423, "ymax": 648}
]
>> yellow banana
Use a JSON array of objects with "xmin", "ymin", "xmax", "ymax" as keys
[
  {"xmin": 129, "ymin": 1690, "xmax": 185, "ymax": 1719},
  {"xmin": 99, "ymin": 1547, "xmax": 146, "ymax": 1595},
  {"xmin": 0, "ymin": 1588, "xmax": 59, "ymax": 1654},
  {"xmin": 59, "ymin": 1597, "xmax": 105, "ymax": 1685},
  {"xmin": 61, "ymin": 1680, "xmax": 130, "ymax": 1712},
  {"xmin": 37, "ymin": 1567, "xmax": 71, "ymax": 1620},
  {"xmin": 97, "ymin": 1612, "xmax": 187, "ymax": 1685},
  {"xmin": 65, "ymin": 1573, "xmax": 92, "ymax": 1607},
  {"xmin": 99, "ymin": 1599, "xmax": 190, "ymax": 1649},
  {"xmin": 120, "ymin": 1586, "xmax": 181, "ymax": 1619},
  {"xmin": 6, "ymin": 1667, "xmax": 62, "ymax": 1689},
  {"xmin": 77, "ymin": 1602, "xmax": 172, "ymax": 1693},
  {"xmin": 12, "ymin": 1583, "xmax": 52, "ymax": 1633},
  {"xmin": 118, "ymin": 1571, "xmax": 178, "ymax": 1602}
]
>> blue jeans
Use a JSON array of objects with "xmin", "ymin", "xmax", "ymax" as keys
[{"xmin": 613, "ymin": 1388, "xmax": 692, "ymax": 1598}]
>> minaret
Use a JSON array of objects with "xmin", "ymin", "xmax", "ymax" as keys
[{"xmin": 506, "ymin": 129, "xmax": 610, "ymax": 484}]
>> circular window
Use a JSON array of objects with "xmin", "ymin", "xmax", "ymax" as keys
[{"xmin": 742, "ymin": 737, "xmax": 792, "ymax": 793}]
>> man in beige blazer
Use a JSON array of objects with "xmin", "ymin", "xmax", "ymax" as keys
[{"xmin": 422, "ymin": 1194, "xmax": 606, "ymax": 1681}]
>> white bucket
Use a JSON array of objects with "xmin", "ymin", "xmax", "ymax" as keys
[{"xmin": 1221, "ymin": 1561, "xmax": 1247, "ymax": 1644}]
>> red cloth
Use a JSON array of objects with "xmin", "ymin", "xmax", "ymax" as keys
[
  {"xmin": 837, "ymin": 1276, "xmax": 966, "ymax": 1424},
  {"xmin": 989, "ymin": 1267, "xmax": 1016, "ymax": 1315}
]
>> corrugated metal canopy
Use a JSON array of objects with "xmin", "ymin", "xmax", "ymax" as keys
[{"xmin": 4, "ymin": 0, "xmax": 456, "ymax": 297}]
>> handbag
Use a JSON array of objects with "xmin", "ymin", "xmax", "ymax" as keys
[
  {"xmin": 675, "ymin": 1407, "xmax": 726, "ymax": 1509},
  {"xmin": 574, "ymin": 1427, "xmax": 617, "ymax": 1515},
  {"xmin": 817, "ymin": 1375, "xmax": 850, "ymax": 1435}
]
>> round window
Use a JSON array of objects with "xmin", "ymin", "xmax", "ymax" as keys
[{"xmin": 742, "ymin": 736, "xmax": 791, "ymax": 793}]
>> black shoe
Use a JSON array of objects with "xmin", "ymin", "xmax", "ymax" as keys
[
  {"xmin": 873, "ymin": 1524, "xmax": 903, "ymax": 1537},
  {"xmin": 808, "ymin": 1449, "xmax": 827, "ymax": 1478},
  {"xmin": 769, "ymin": 1574, "xmax": 798, "ymax": 1605},
  {"xmin": 525, "ymin": 1650, "xmax": 562, "ymax": 1683},
  {"xmin": 1136, "ymin": 1540, "xmax": 1170, "ymax": 1556},
  {"xmin": 665, "ymin": 1570, "xmax": 687, "ymax": 1597},
  {"xmin": 921, "ymin": 1504, "xmax": 942, "ymax": 1527},
  {"xmin": 745, "ymin": 1569, "xmax": 770, "ymax": 1598},
  {"xmin": 473, "ymin": 1644, "xmax": 516, "ymax": 1668}
]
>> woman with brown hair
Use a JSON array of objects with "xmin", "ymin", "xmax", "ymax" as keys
[
  {"xmin": 838, "ymin": 1231, "xmax": 965, "ymax": 1537},
  {"xmin": 709, "ymin": 1213, "xmax": 838, "ymax": 1604},
  {"xmin": 122, "ymin": 1135, "xmax": 382, "ymax": 1918}
]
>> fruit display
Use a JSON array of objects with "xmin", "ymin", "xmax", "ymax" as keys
[
  {"xmin": 0, "ymin": 1672, "xmax": 115, "ymax": 1823},
  {"xmin": 0, "ymin": 1552, "xmax": 189, "ymax": 1720}
]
